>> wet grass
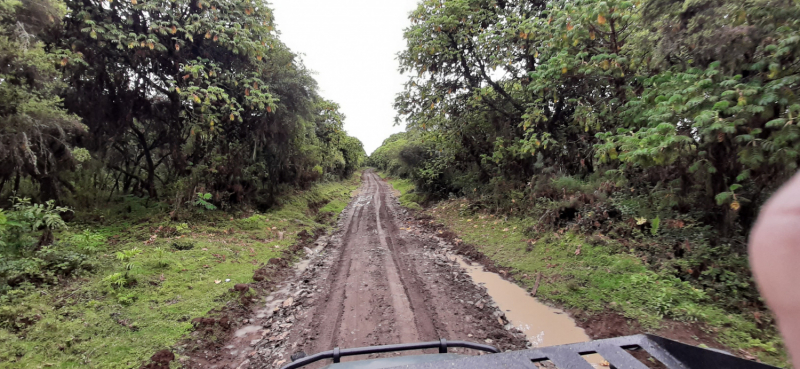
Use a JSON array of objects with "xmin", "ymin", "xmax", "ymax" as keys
[
  {"xmin": 379, "ymin": 175, "xmax": 786, "ymax": 367},
  {"xmin": 0, "ymin": 174, "xmax": 362, "ymax": 368},
  {"xmin": 375, "ymin": 174, "xmax": 421, "ymax": 210}
]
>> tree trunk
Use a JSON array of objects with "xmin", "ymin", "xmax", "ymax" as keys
[
  {"xmin": 13, "ymin": 173, "xmax": 21, "ymax": 193},
  {"xmin": 131, "ymin": 125, "xmax": 158, "ymax": 199},
  {"xmin": 37, "ymin": 175, "xmax": 62, "ymax": 203}
]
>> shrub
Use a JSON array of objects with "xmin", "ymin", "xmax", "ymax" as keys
[
  {"xmin": 69, "ymin": 230, "xmax": 106, "ymax": 253},
  {"xmin": 0, "ymin": 246, "xmax": 95, "ymax": 290},
  {"xmin": 0, "ymin": 197, "xmax": 71, "ymax": 257},
  {"xmin": 190, "ymin": 193, "xmax": 217, "ymax": 211}
]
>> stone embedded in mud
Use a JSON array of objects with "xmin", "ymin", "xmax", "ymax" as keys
[
  {"xmin": 191, "ymin": 317, "xmax": 220, "ymax": 328},
  {"xmin": 219, "ymin": 317, "xmax": 230, "ymax": 327},
  {"xmin": 140, "ymin": 349, "xmax": 174, "ymax": 369},
  {"xmin": 282, "ymin": 297, "xmax": 294, "ymax": 307},
  {"xmin": 269, "ymin": 332, "xmax": 289, "ymax": 342}
]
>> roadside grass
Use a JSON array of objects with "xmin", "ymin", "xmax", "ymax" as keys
[
  {"xmin": 375, "ymin": 174, "xmax": 421, "ymax": 210},
  {"xmin": 0, "ymin": 174, "xmax": 361, "ymax": 368},
  {"xmin": 379, "ymin": 175, "xmax": 786, "ymax": 367}
]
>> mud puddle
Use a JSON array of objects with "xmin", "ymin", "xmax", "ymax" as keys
[
  {"xmin": 185, "ymin": 171, "xmax": 530, "ymax": 369},
  {"xmin": 452, "ymin": 255, "xmax": 604, "ymax": 366}
]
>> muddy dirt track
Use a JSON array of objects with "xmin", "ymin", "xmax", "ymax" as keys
[{"xmin": 182, "ymin": 170, "xmax": 528, "ymax": 369}]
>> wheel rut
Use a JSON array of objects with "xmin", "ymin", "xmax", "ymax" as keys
[{"xmin": 201, "ymin": 170, "xmax": 528, "ymax": 369}]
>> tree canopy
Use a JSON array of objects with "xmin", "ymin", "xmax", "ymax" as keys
[
  {"xmin": 0, "ymin": 0, "xmax": 365, "ymax": 209},
  {"xmin": 369, "ymin": 0, "xmax": 800, "ymax": 325},
  {"xmin": 386, "ymin": 0, "xmax": 800, "ymax": 234}
]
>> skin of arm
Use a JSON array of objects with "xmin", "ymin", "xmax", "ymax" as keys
[{"xmin": 749, "ymin": 172, "xmax": 800, "ymax": 368}]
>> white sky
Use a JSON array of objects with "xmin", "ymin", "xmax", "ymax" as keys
[{"xmin": 268, "ymin": 0, "xmax": 419, "ymax": 155}]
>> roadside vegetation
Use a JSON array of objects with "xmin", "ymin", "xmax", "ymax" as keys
[
  {"xmin": 368, "ymin": 0, "xmax": 800, "ymax": 366},
  {"xmin": 0, "ymin": 175, "xmax": 360, "ymax": 367},
  {"xmin": 0, "ymin": 0, "xmax": 365, "ymax": 367},
  {"xmin": 380, "ymin": 174, "xmax": 785, "ymax": 366}
]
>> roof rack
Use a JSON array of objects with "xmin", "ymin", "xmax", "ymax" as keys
[{"xmin": 281, "ymin": 334, "xmax": 779, "ymax": 369}]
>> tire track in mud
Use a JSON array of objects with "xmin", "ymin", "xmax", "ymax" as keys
[
  {"xmin": 307, "ymin": 172, "xmax": 386, "ymax": 354},
  {"xmin": 369, "ymin": 173, "xmax": 424, "ymax": 343},
  {"xmin": 308, "ymin": 195, "xmax": 364, "ymax": 354},
  {"xmin": 214, "ymin": 170, "xmax": 528, "ymax": 369},
  {"xmin": 369, "ymin": 172, "xmax": 440, "ymax": 342}
]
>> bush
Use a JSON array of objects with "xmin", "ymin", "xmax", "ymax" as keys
[
  {"xmin": 0, "ymin": 197, "xmax": 71, "ymax": 257},
  {"xmin": 0, "ymin": 245, "xmax": 96, "ymax": 291},
  {"xmin": 0, "ymin": 198, "xmax": 88, "ymax": 293},
  {"xmin": 69, "ymin": 230, "xmax": 106, "ymax": 253}
]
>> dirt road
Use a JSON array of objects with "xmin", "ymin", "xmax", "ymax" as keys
[{"xmin": 185, "ymin": 171, "xmax": 528, "ymax": 369}]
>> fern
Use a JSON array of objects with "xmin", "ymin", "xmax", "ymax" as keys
[
  {"xmin": 190, "ymin": 193, "xmax": 217, "ymax": 210},
  {"xmin": 1, "ymin": 197, "xmax": 71, "ymax": 256},
  {"xmin": 103, "ymin": 272, "xmax": 127, "ymax": 288}
]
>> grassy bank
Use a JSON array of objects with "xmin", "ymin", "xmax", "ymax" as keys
[
  {"xmin": 0, "ymin": 174, "xmax": 361, "ymax": 368},
  {"xmin": 378, "ymin": 174, "xmax": 786, "ymax": 367},
  {"xmin": 376, "ymin": 172, "xmax": 422, "ymax": 210}
]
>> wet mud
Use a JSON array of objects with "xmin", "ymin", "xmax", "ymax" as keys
[{"xmin": 176, "ymin": 170, "xmax": 602, "ymax": 369}]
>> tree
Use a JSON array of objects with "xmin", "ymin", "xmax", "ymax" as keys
[
  {"xmin": 45, "ymin": 0, "xmax": 365, "ymax": 206},
  {"xmin": 391, "ymin": 0, "xmax": 800, "ymax": 233},
  {"xmin": 0, "ymin": 0, "xmax": 85, "ymax": 201}
]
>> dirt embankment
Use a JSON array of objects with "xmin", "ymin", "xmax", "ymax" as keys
[{"xmin": 150, "ymin": 170, "xmax": 527, "ymax": 369}]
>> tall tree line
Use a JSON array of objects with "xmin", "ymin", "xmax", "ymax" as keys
[
  {"xmin": 379, "ymin": 0, "xmax": 800, "ymax": 235},
  {"xmin": 0, "ymin": 0, "xmax": 365, "ymax": 209}
]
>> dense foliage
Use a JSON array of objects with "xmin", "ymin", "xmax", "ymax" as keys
[
  {"xmin": 0, "ymin": 2, "xmax": 365, "ymax": 363},
  {"xmin": 0, "ymin": 0, "xmax": 365, "ymax": 209},
  {"xmin": 0, "ymin": 0, "xmax": 85, "ymax": 201},
  {"xmin": 375, "ymin": 0, "xmax": 800, "ymax": 324}
]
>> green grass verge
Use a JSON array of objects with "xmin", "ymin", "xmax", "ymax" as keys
[
  {"xmin": 378, "ymin": 175, "xmax": 786, "ymax": 367},
  {"xmin": 377, "ymin": 173, "xmax": 422, "ymax": 211},
  {"xmin": 433, "ymin": 200, "xmax": 785, "ymax": 366},
  {"xmin": 0, "ymin": 173, "xmax": 362, "ymax": 368}
]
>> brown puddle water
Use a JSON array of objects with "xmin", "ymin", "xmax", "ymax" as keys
[{"xmin": 453, "ymin": 255, "xmax": 604, "ymax": 366}]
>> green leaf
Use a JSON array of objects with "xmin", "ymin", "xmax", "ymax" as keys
[
  {"xmin": 766, "ymin": 118, "xmax": 787, "ymax": 128},
  {"xmin": 736, "ymin": 170, "xmax": 751, "ymax": 182},
  {"xmin": 650, "ymin": 216, "xmax": 660, "ymax": 236},
  {"xmin": 712, "ymin": 101, "xmax": 730, "ymax": 111},
  {"xmin": 715, "ymin": 192, "xmax": 732, "ymax": 205}
]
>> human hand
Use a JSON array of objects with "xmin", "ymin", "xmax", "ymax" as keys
[{"xmin": 750, "ymin": 172, "xmax": 800, "ymax": 368}]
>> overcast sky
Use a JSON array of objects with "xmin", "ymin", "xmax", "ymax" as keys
[{"xmin": 268, "ymin": 0, "xmax": 419, "ymax": 155}]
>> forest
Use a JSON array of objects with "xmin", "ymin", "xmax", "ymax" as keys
[
  {"xmin": 369, "ymin": 0, "xmax": 800, "ymax": 364},
  {"xmin": 0, "ymin": 0, "xmax": 365, "ymax": 366},
  {"xmin": 0, "ymin": 0, "xmax": 365, "ymax": 207}
]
